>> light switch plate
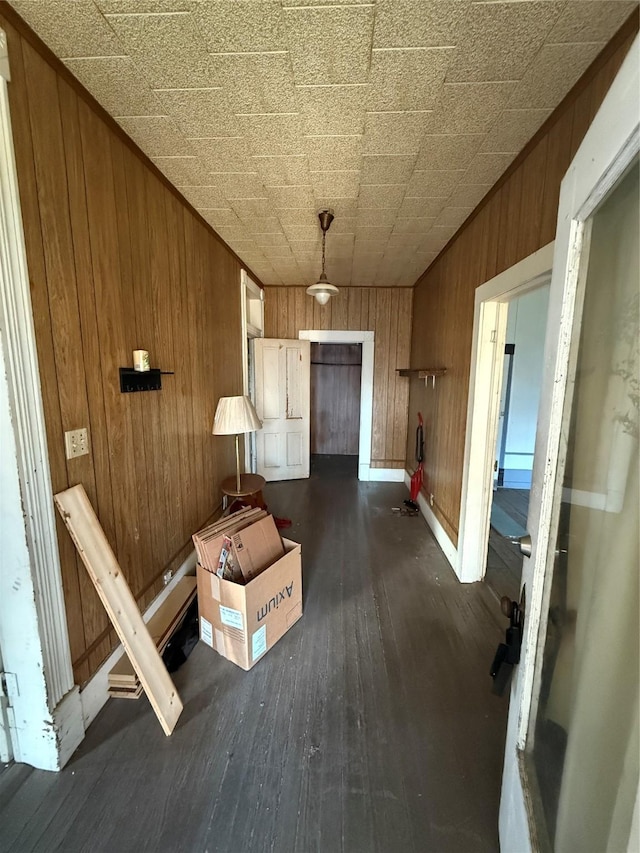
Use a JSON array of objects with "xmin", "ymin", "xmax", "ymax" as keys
[{"xmin": 64, "ymin": 428, "xmax": 89, "ymax": 460}]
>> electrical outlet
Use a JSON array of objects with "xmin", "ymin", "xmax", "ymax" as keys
[
  {"xmin": 163, "ymin": 570, "xmax": 173, "ymax": 586},
  {"xmin": 64, "ymin": 428, "xmax": 89, "ymax": 460},
  {"xmin": 429, "ymin": 493, "xmax": 435, "ymax": 507}
]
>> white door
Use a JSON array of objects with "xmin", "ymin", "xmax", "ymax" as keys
[
  {"xmin": 499, "ymin": 42, "xmax": 639, "ymax": 852},
  {"xmin": 254, "ymin": 338, "xmax": 310, "ymax": 482}
]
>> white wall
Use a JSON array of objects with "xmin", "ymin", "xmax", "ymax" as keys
[{"xmin": 503, "ymin": 285, "xmax": 550, "ymax": 488}]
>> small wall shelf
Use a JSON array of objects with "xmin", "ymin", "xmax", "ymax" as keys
[
  {"xmin": 119, "ymin": 368, "xmax": 174, "ymax": 393},
  {"xmin": 397, "ymin": 367, "xmax": 447, "ymax": 388}
]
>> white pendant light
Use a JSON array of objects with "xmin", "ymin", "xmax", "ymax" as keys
[{"xmin": 307, "ymin": 209, "xmax": 339, "ymax": 305}]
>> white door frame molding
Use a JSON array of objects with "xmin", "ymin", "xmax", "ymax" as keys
[
  {"xmin": 456, "ymin": 243, "xmax": 554, "ymax": 583},
  {"xmin": 240, "ymin": 270, "xmax": 263, "ymax": 474},
  {"xmin": 0, "ymin": 28, "xmax": 83, "ymax": 769},
  {"xmin": 298, "ymin": 330, "xmax": 382, "ymax": 482}
]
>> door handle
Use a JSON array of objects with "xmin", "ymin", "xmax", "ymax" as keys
[
  {"xmin": 519, "ymin": 533, "xmax": 532, "ymax": 558},
  {"xmin": 490, "ymin": 593, "xmax": 525, "ymax": 696}
]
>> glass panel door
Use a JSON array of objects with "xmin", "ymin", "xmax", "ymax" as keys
[{"xmin": 525, "ymin": 160, "xmax": 639, "ymax": 851}]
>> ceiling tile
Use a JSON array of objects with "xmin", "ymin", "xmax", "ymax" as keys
[
  {"xmin": 355, "ymin": 224, "xmax": 394, "ymax": 240},
  {"xmin": 252, "ymin": 155, "xmax": 311, "ymax": 187},
  {"xmin": 178, "ymin": 185, "xmax": 227, "ymax": 208},
  {"xmin": 480, "ymin": 109, "xmax": 552, "ymax": 153},
  {"xmin": 284, "ymin": 227, "xmax": 321, "ymax": 243},
  {"xmin": 331, "ymin": 216, "xmax": 356, "ymax": 234},
  {"xmin": 267, "ymin": 185, "xmax": 316, "ymax": 209},
  {"xmin": 96, "ymin": 1, "xmax": 196, "ymax": 11},
  {"xmin": 278, "ymin": 210, "xmax": 319, "ymax": 230},
  {"xmin": 260, "ymin": 245, "xmax": 296, "ymax": 260},
  {"xmin": 405, "ymin": 170, "xmax": 465, "ymax": 198},
  {"xmin": 392, "ymin": 217, "xmax": 436, "ymax": 234},
  {"xmin": 283, "ymin": 5, "xmax": 374, "ymax": 85},
  {"xmin": 509, "ymin": 42, "xmax": 605, "ymax": 110},
  {"xmin": 105, "ymin": 11, "xmax": 219, "ymax": 89},
  {"xmin": 311, "ymin": 171, "xmax": 360, "ymax": 199},
  {"xmin": 238, "ymin": 114, "xmax": 304, "ymax": 156},
  {"xmin": 64, "ymin": 57, "xmax": 165, "ymax": 116},
  {"xmin": 214, "ymin": 225, "xmax": 252, "ymax": 243},
  {"xmin": 430, "ymin": 82, "xmax": 516, "ymax": 134},
  {"xmin": 355, "ymin": 209, "xmax": 399, "ymax": 227},
  {"xmin": 373, "ymin": 0, "xmax": 471, "ymax": 48},
  {"xmin": 304, "ymin": 135, "xmax": 363, "ymax": 171},
  {"xmin": 446, "ymin": 2, "xmax": 563, "ymax": 83},
  {"xmin": 358, "ymin": 185, "xmax": 407, "ymax": 209},
  {"xmin": 115, "ymin": 115, "xmax": 192, "ymax": 157},
  {"xmin": 547, "ymin": 2, "xmax": 638, "ymax": 44},
  {"xmin": 361, "ymin": 155, "xmax": 416, "ymax": 185},
  {"xmin": 195, "ymin": 0, "xmax": 286, "ymax": 52},
  {"xmin": 415, "ymin": 134, "xmax": 484, "ymax": 170},
  {"xmin": 153, "ymin": 155, "xmax": 204, "ymax": 186},
  {"xmin": 188, "ymin": 137, "xmax": 254, "ymax": 172},
  {"xmin": 155, "ymin": 88, "xmax": 239, "ymax": 137},
  {"xmin": 297, "ymin": 86, "xmax": 368, "ymax": 136},
  {"xmin": 315, "ymin": 199, "xmax": 358, "ymax": 219},
  {"xmin": 247, "ymin": 217, "xmax": 286, "ymax": 235},
  {"xmin": 397, "ymin": 197, "xmax": 446, "ymax": 218},
  {"xmin": 229, "ymin": 198, "xmax": 273, "ymax": 222},
  {"xmin": 253, "ymin": 232, "xmax": 290, "ymax": 247},
  {"xmin": 368, "ymin": 48, "xmax": 453, "ymax": 110},
  {"xmin": 212, "ymin": 53, "xmax": 298, "ymax": 114},
  {"xmin": 463, "ymin": 153, "xmax": 515, "ymax": 187},
  {"xmin": 10, "ymin": 0, "xmax": 123, "ymax": 57},
  {"xmin": 213, "ymin": 173, "xmax": 266, "ymax": 198},
  {"xmin": 363, "ymin": 111, "xmax": 433, "ymax": 156}
]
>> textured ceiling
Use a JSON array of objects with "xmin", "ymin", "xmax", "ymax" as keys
[{"xmin": 9, "ymin": 0, "xmax": 637, "ymax": 287}]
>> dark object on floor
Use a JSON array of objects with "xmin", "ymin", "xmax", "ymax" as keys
[
  {"xmin": 162, "ymin": 598, "xmax": 199, "ymax": 673},
  {"xmin": 394, "ymin": 504, "xmax": 419, "ymax": 516},
  {"xmin": 404, "ymin": 499, "xmax": 419, "ymax": 511}
]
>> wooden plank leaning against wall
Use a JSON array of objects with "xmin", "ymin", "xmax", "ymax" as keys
[
  {"xmin": 406, "ymin": 16, "xmax": 638, "ymax": 548},
  {"xmin": 264, "ymin": 286, "xmax": 413, "ymax": 469},
  {"xmin": 2, "ymin": 11, "xmax": 256, "ymax": 684}
]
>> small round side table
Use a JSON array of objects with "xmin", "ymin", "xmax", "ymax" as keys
[{"xmin": 221, "ymin": 473, "xmax": 266, "ymax": 511}]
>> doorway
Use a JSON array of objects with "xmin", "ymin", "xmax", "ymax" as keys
[
  {"xmin": 486, "ymin": 285, "xmax": 550, "ymax": 602},
  {"xmin": 310, "ymin": 343, "xmax": 361, "ymax": 477}
]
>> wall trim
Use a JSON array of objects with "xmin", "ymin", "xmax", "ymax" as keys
[
  {"xmin": 368, "ymin": 467, "xmax": 404, "ymax": 482},
  {"xmin": 403, "ymin": 470, "xmax": 458, "ymax": 572},
  {"xmin": 80, "ymin": 549, "xmax": 197, "ymax": 729},
  {"xmin": 299, "ymin": 330, "xmax": 374, "ymax": 481},
  {"xmin": 0, "ymin": 31, "xmax": 82, "ymax": 768}
]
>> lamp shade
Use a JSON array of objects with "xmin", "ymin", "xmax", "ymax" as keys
[{"xmin": 212, "ymin": 395, "xmax": 262, "ymax": 435}]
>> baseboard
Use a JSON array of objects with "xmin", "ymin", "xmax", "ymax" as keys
[
  {"xmin": 80, "ymin": 550, "xmax": 197, "ymax": 729},
  {"xmin": 403, "ymin": 471, "xmax": 458, "ymax": 574},
  {"xmin": 367, "ymin": 467, "xmax": 405, "ymax": 482}
]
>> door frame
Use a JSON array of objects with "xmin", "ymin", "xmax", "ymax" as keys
[
  {"xmin": 457, "ymin": 243, "xmax": 554, "ymax": 583},
  {"xmin": 0, "ymin": 30, "xmax": 83, "ymax": 769},
  {"xmin": 298, "ymin": 330, "xmax": 378, "ymax": 482},
  {"xmin": 499, "ymin": 36, "xmax": 639, "ymax": 851},
  {"xmin": 240, "ymin": 270, "xmax": 263, "ymax": 474}
]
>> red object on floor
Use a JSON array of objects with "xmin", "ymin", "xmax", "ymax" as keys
[
  {"xmin": 274, "ymin": 516, "xmax": 292, "ymax": 529},
  {"xmin": 410, "ymin": 412, "xmax": 425, "ymax": 502}
]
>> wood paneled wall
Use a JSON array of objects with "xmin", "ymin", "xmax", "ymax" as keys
[
  {"xmin": 407, "ymin": 19, "xmax": 638, "ymax": 547},
  {"xmin": 264, "ymin": 287, "xmax": 413, "ymax": 467},
  {"xmin": 3, "ymin": 12, "xmax": 251, "ymax": 684}
]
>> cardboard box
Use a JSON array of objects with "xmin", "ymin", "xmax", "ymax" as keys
[
  {"xmin": 197, "ymin": 538, "xmax": 302, "ymax": 670},
  {"xmin": 230, "ymin": 514, "xmax": 284, "ymax": 583}
]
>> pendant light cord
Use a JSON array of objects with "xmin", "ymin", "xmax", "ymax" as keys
[{"xmin": 321, "ymin": 229, "xmax": 326, "ymax": 277}]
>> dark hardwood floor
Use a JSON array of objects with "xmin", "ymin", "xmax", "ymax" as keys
[
  {"xmin": 0, "ymin": 458, "xmax": 508, "ymax": 853},
  {"xmin": 486, "ymin": 488, "xmax": 530, "ymax": 604}
]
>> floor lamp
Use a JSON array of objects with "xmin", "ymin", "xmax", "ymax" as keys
[{"xmin": 212, "ymin": 395, "xmax": 262, "ymax": 492}]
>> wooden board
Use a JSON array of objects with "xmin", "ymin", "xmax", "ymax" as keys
[
  {"xmin": 54, "ymin": 484, "xmax": 182, "ymax": 735},
  {"xmin": 108, "ymin": 576, "xmax": 196, "ymax": 689}
]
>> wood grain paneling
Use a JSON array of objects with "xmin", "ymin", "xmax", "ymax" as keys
[
  {"xmin": 408, "ymin": 20, "xmax": 637, "ymax": 547},
  {"xmin": 311, "ymin": 344, "xmax": 362, "ymax": 455},
  {"xmin": 264, "ymin": 288, "xmax": 413, "ymax": 467},
  {"xmin": 3, "ymin": 13, "xmax": 249, "ymax": 682}
]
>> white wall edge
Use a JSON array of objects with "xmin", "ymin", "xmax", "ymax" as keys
[
  {"xmin": 404, "ymin": 471, "xmax": 458, "ymax": 574},
  {"xmin": 299, "ymin": 330, "xmax": 374, "ymax": 343},
  {"xmin": 80, "ymin": 550, "xmax": 197, "ymax": 729},
  {"xmin": 368, "ymin": 467, "xmax": 405, "ymax": 482}
]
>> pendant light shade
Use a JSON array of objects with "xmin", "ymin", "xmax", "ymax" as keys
[{"xmin": 307, "ymin": 209, "xmax": 338, "ymax": 305}]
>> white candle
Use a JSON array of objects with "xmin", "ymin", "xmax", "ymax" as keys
[{"xmin": 133, "ymin": 350, "xmax": 150, "ymax": 372}]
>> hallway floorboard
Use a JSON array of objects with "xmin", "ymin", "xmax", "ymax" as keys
[{"xmin": 0, "ymin": 459, "xmax": 507, "ymax": 853}]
